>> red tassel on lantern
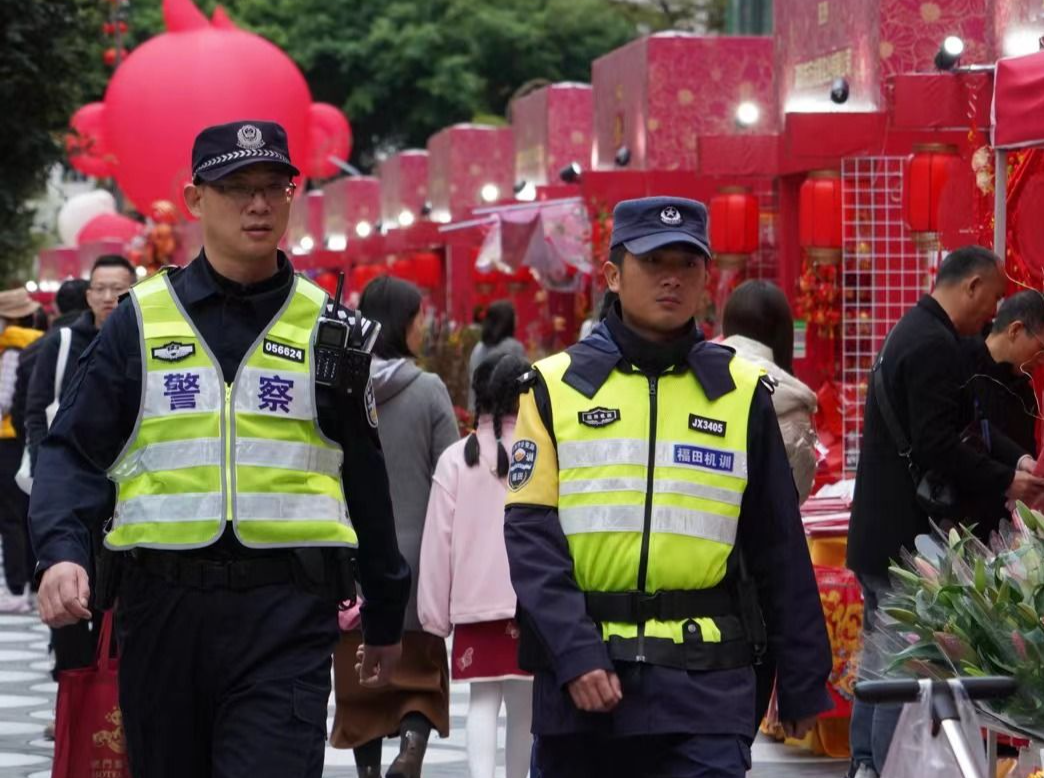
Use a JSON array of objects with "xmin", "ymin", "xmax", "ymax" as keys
[
  {"xmin": 799, "ymin": 170, "xmax": 843, "ymax": 265},
  {"xmin": 709, "ymin": 187, "xmax": 759, "ymax": 269},
  {"xmin": 903, "ymin": 143, "xmax": 959, "ymax": 235}
]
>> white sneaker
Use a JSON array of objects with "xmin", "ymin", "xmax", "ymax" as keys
[{"xmin": 0, "ymin": 592, "xmax": 32, "ymax": 613}]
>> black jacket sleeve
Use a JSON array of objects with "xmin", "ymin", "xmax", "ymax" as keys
[
  {"xmin": 739, "ymin": 383, "xmax": 833, "ymax": 722},
  {"xmin": 333, "ymin": 382, "xmax": 410, "ymax": 647},
  {"xmin": 901, "ymin": 334, "xmax": 1015, "ymax": 494},
  {"xmin": 29, "ymin": 304, "xmax": 137, "ymax": 578},
  {"xmin": 24, "ymin": 334, "xmax": 59, "ymax": 470}
]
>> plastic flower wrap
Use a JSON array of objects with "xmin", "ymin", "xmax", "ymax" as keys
[{"xmin": 874, "ymin": 504, "xmax": 1044, "ymax": 739}]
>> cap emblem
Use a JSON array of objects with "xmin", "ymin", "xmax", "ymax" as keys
[
  {"xmin": 660, "ymin": 206, "xmax": 682, "ymax": 226},
  {"xmin": 236, "ymin": 125, "xmax": 266, "ymax": 150}
]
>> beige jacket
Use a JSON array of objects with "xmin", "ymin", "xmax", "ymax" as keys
[{"xmin": 722, "ymin": 335, "xmax": 819, "ymax": 504}]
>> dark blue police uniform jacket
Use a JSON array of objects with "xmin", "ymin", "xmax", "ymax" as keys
[
  {"xmin": 504, "ymin": 318, "xmax": 833, "ymax": 738},
  {"xmin": 29, "ymin": 251, "xmax": 409, "ymax": 645}
]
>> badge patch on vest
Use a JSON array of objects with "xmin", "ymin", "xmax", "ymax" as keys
[
  {"xmin": 672, "ymin": 444, "xmax": 735, "ymax": 473},
  {"xmin": 508, "ymin": 440, "xmax": 538, "ymax": 491},
  {"xmin": 364, "ymin": 379, "xmax": 379, "ymax": 429},
  {"xmin": 151, "ymin": 341, "xmax": 195, "ymax": 363},
  {"xmin": 688, "ymin": 414, "xmax": 727, "ymax": 437},
  {"xmin": 578, "ymin": 407, "xmax": 621, "ymax": 428},
  {"xmin": 263, "ymin": 338, "xmax": 304, "ymax": 363}
]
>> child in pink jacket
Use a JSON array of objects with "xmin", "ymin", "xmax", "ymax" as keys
[{"xmin": 418, "ymin": 353, "xmax": 532, "ymax": 778}]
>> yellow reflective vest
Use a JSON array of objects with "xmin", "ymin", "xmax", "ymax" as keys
[
  {"xmin": 506, "ymin": 345, "xmax": 762, "ymax": 667},
  {"xmin": 105, "ymin": 270, "xmax": 357, "ymax": 551}
]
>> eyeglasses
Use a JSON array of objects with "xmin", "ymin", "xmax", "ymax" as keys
[
  {"xmin": 207, "ymin": 181, "xmax": 297, "ymax": 206},
  {"xmin": 88, "ymin": 284, "xmax": 130, "ymax": 298}
]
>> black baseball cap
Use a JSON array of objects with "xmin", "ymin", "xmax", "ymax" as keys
[
  {"xmin": 610, "ymin": 196, "xmax": 710, "ymax": 257},
  {"xmin": 191, "ymin": 120, "xmax": 300, "ymax": 182}
]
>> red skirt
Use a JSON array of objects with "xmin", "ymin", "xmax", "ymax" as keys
[{"xmin": 451, "ymin": 619, "xmax": 530, "ymax": 682}]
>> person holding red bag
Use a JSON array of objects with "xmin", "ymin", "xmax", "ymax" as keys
[{"xmin": 29, "ymin": 121, "xmax": 411, "ymax": 778}]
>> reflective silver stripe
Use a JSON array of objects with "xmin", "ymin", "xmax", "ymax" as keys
[
  {"xmin": 560, "ymin": 504, "xmax": 645, "ymax": 535},
  {"xmin": 235, "ymin": 366, "xmax": 313, "ymax": 420},
  {"xmin": 559, "ymin": 439, "xmax": 648, "ymax": 468},
  {"xmin": 558, "ymin": 439, "xmax": 747, "ymax": 478},
  {"xmin": 114, "ymin": 493, "xmax": 223, "ymax": 525},
  {"xmin": 560, "ymin": 477, "xmax": 647, "ymax": 495},
  {"xmin": 559, "ymin": 504, "xmax": 737, "ymax": 544},
  {"xmin": 109, "ymin": 439, "xmax": 222, "ymax": 481},
  {"xmin": 651, "ymin": 505, "xmax": 738, "ymax": 545},
  {"xmin": 142, "ymin": 367, "xmax": 222, "ymax": 419},
  {"xmin": 236, "ymin": 438, "xmax": 343, "ymax": 477},
  {"xmin": 237, "ymin": 493, "xmax": 345, "ymax": 522},
  {"xmin": 560, "ymin": 477, "xmax": 742, "ymax": 507}
]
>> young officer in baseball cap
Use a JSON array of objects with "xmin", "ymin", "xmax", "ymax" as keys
[
  {"xmin": 30, "ymin": 120, "xmax": 410, "ymax": 777},
  {"xmin": 504, "ymin": 196, "xmax": 832, "ymax": 776}
]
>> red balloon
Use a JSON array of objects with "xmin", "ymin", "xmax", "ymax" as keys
[
  {"xmin": 67, "ymin": 0, "xmax": 352, "ymax": 219},
  {"xmin": 76, "ymin": 213, "xmax": 144, "ymax": 245},
  {"xmin": 67, "ymin": 104, "xmax": 112, "ymax": 178}
]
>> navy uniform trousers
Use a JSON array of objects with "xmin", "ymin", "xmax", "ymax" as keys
[
  {"xmin": 532, "ymin": 733, "xmax": 752, "ymax": 778},
  {"xmin": 116, "ymin": 563, "xmax": 339, "ymax": 778}
]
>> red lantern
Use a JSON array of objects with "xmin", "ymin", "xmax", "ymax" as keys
[
  {"xmin": 903, "ymin": 143, "xmax": 959, "ymax": 235},
  {"xmin": 351, "ymin": 263, "xmax": 386, "ymax": 293},
  {"xmin": 103, "ymin": 48, "xmax": 118, "ymax": 66},
  {"xmin": 799, "ymin": 170, "xmax": 843, "ymax": 265},
  {"xmin": 709, "ymin": 187, "xmax": 759, "ymax": 268},
  {"xmin": 410, "ymin": 252, "xmax": 442, "ymax": 289}
]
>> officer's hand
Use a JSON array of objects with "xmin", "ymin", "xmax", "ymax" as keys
[
  {"xmin": 566, "ymin": 669, "xmax": 622, "ymax": 713},
  {"xmin": 781, "ymin": 715, "xmax": 818, "ymax": 740},
  {"xmin": 38, "ymin": 562, "xmax": 91, "ymax": 628},
  {"xmin": 356, "ymin": 642, "xmax": 402, "ymax": 688}
]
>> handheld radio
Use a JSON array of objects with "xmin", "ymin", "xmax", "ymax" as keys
[{"xmin": 314, "ymin": 271, "xmax": 380, "ymax": 396}]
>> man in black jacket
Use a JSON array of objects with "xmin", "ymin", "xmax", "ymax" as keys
[
  {"xmin": 960, "ymin": 290, "xmax": 1044, "ymax": 534},
  {"xmin": 846, "ymin": 246, "xmax": 1044, "ymax": 778}
]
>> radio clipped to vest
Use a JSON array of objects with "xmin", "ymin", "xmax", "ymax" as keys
[{"xmin": 314, "ymin": 271, "xmax": 380, "ymax": 398}]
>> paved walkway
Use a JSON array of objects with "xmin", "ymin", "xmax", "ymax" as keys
[{"xmin": 0, "ymin": 612, "xmax": 844, "ymax": 777}]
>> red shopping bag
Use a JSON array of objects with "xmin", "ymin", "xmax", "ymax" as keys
[{"xmin": 52, "ymin": 610, "xmax": 131, "ymax": 778}]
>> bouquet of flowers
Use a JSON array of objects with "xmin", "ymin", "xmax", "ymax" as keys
[{"xmin": 877, "ymin": 504, "xmax": 1044, "ymax": 739}]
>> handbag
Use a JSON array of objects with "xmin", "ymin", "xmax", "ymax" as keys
[
  {"xmin": 15, "ymin": 327, "xmax": 71, "ymax": 494},
  {"xmin": 52, "ymin": 610, "xmax": 132, "ymax": 778},
  {"xmin": 872, "ymin": 331, "xmax": 960, "ymax": 518}
]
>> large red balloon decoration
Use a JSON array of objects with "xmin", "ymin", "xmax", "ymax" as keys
[
  {"xmin": 66, "ymin": 0, "xmax": 352, "ymax": 219},
  {"xmin": 76, "ymin": 213, "xmax": 144, "ymax": 245}
]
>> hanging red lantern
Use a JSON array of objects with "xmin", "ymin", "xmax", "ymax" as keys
[
  {"xmin": 102, "ymin": 47, "xmax": 128, "ymax": 67},
  {"xmin": 709, "ymin": 186, "xmax": 759, "ymax": 269},
  {"xmin": 410, "ymin": 252, "xmax": 442, "ymax": 289},
  {"xmin": 903, "ymin": 143, "xmax": 959, "ymax": 236},
  {"xmin": 799, "ymin": 170, "xmax": 843, "ymax": 265}
]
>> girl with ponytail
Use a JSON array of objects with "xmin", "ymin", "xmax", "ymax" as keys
[{"xmin": 418, "ymin": 353, "xmax": 533, "ymax": 778}]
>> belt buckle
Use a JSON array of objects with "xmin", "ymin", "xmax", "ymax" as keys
[
  {"xmin": 198, "ymin": 561, "xmax": 230, "ymax": 590},
  {"xmin": 632, "ymin": 591, "xmax": 659, "ymax": 622}
]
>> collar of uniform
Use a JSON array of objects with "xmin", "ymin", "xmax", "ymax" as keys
[
  {"xmin": 562, "ymin": 316, "xmax": 736, "ymax": 401},
  {"xmin": 176, "ymin": 250, "xmax": 294, "ymax": 306}
]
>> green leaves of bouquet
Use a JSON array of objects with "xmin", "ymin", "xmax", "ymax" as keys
[{"xmin": 881, "ymin": 503, "xmax": 1044, "ymax": 735}]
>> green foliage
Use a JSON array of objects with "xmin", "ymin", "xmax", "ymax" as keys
[
  {"xmin": 0, "ymin": 0, "xmax": 107, "ymax": 285},
  {"xmin": 125, "ymin": 0, "xmax": 640, "ymax": 168},
  {"xmin": 883, "ymin": 508, "xmax": 1044, "ymax": 736}
]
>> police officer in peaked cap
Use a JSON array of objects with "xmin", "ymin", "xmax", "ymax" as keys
[
  {"xmin": 30, "ymin": 121, "xmax": 410, "ymax": 776},
  {"xmin": 504, "ymin": 196, "xmax": 833, "ymax": 776}
]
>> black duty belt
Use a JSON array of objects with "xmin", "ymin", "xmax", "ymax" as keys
[
  {"xmin": 132, "ymin": 551, "xmax": 298, "ymax": 591},
  {"xmin": 584, "ymin": 585, "xmax": 735, "ymax": 623}
]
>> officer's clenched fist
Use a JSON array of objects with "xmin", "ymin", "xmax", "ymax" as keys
[
  {"xmin": 567, "ymin": 669, "xmax": 623, "ymax": 713},
  {"xmin": 38, "ymin": 562, "xmax": 92, "ymax": 627}
]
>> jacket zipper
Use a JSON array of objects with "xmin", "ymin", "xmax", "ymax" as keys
[
  {"xmin": 635, "ymin": 375, "xmax": 658, "ymax": 662},
  {"xmin": 223, "ymin": 382, "xmax": 234, "ymax": 529}
]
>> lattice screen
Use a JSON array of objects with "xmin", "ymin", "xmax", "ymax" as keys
[
  {"xmin": 841, "ymin": 157, "xmax": 934, "ymax": 475},
  {"xmin": 748, "ymin": 179, "xmax": 779, "ymax": 281}
]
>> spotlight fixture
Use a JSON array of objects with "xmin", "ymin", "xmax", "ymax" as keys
[
  {"xmin": 299, "ymin": 236, "xmax": 314, "ymax": 252},
  {"xmin": 420, "ymin": 201, "xmax": 433, "ymax": 217},
  {"xmin": 355, "ymin": 221, "xmax": 373, "ymax": 239},
  {"xmin": 480, "ymin": 184, "xmax": 500, "ymax": 203},
  {"xmin": 398, "ymin": 209, "xmax": 415, "ymax": 228},
  {"xmin": 934, "ymin": 35, "xmax": 964, "ymax": 71},
  {"xmin": 830, "ymin": 77, "xmax": 850, "ymax": 104},
  {"xmin": 559, "ymin": 162, "xmax": 582, "ymax": 184},
  {"xmin": 135, "ymin": 265, "xmax": 147, "ymax": 278},
  {"xmin": 735, "ymin": 101, "xmax": 760, "ymax": 128},
  {"xmin": 25, "ymin": 280, "xmax": 38, "ymax": 293},
  {"xmin": 326, "ymin": 234, "xmax": 348, "ymax": 251},
  {"xmin": 515, "ymin": 181, "xmax": 537, "ymax": 202},
  {"xmin": 614, "ymin": 145, "xmax": 631, "ymax": 167}
]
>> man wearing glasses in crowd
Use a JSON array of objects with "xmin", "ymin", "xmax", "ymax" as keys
[{"xmin": 29, "ymin": 121, "xmax": 409, "ymax": 777}]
